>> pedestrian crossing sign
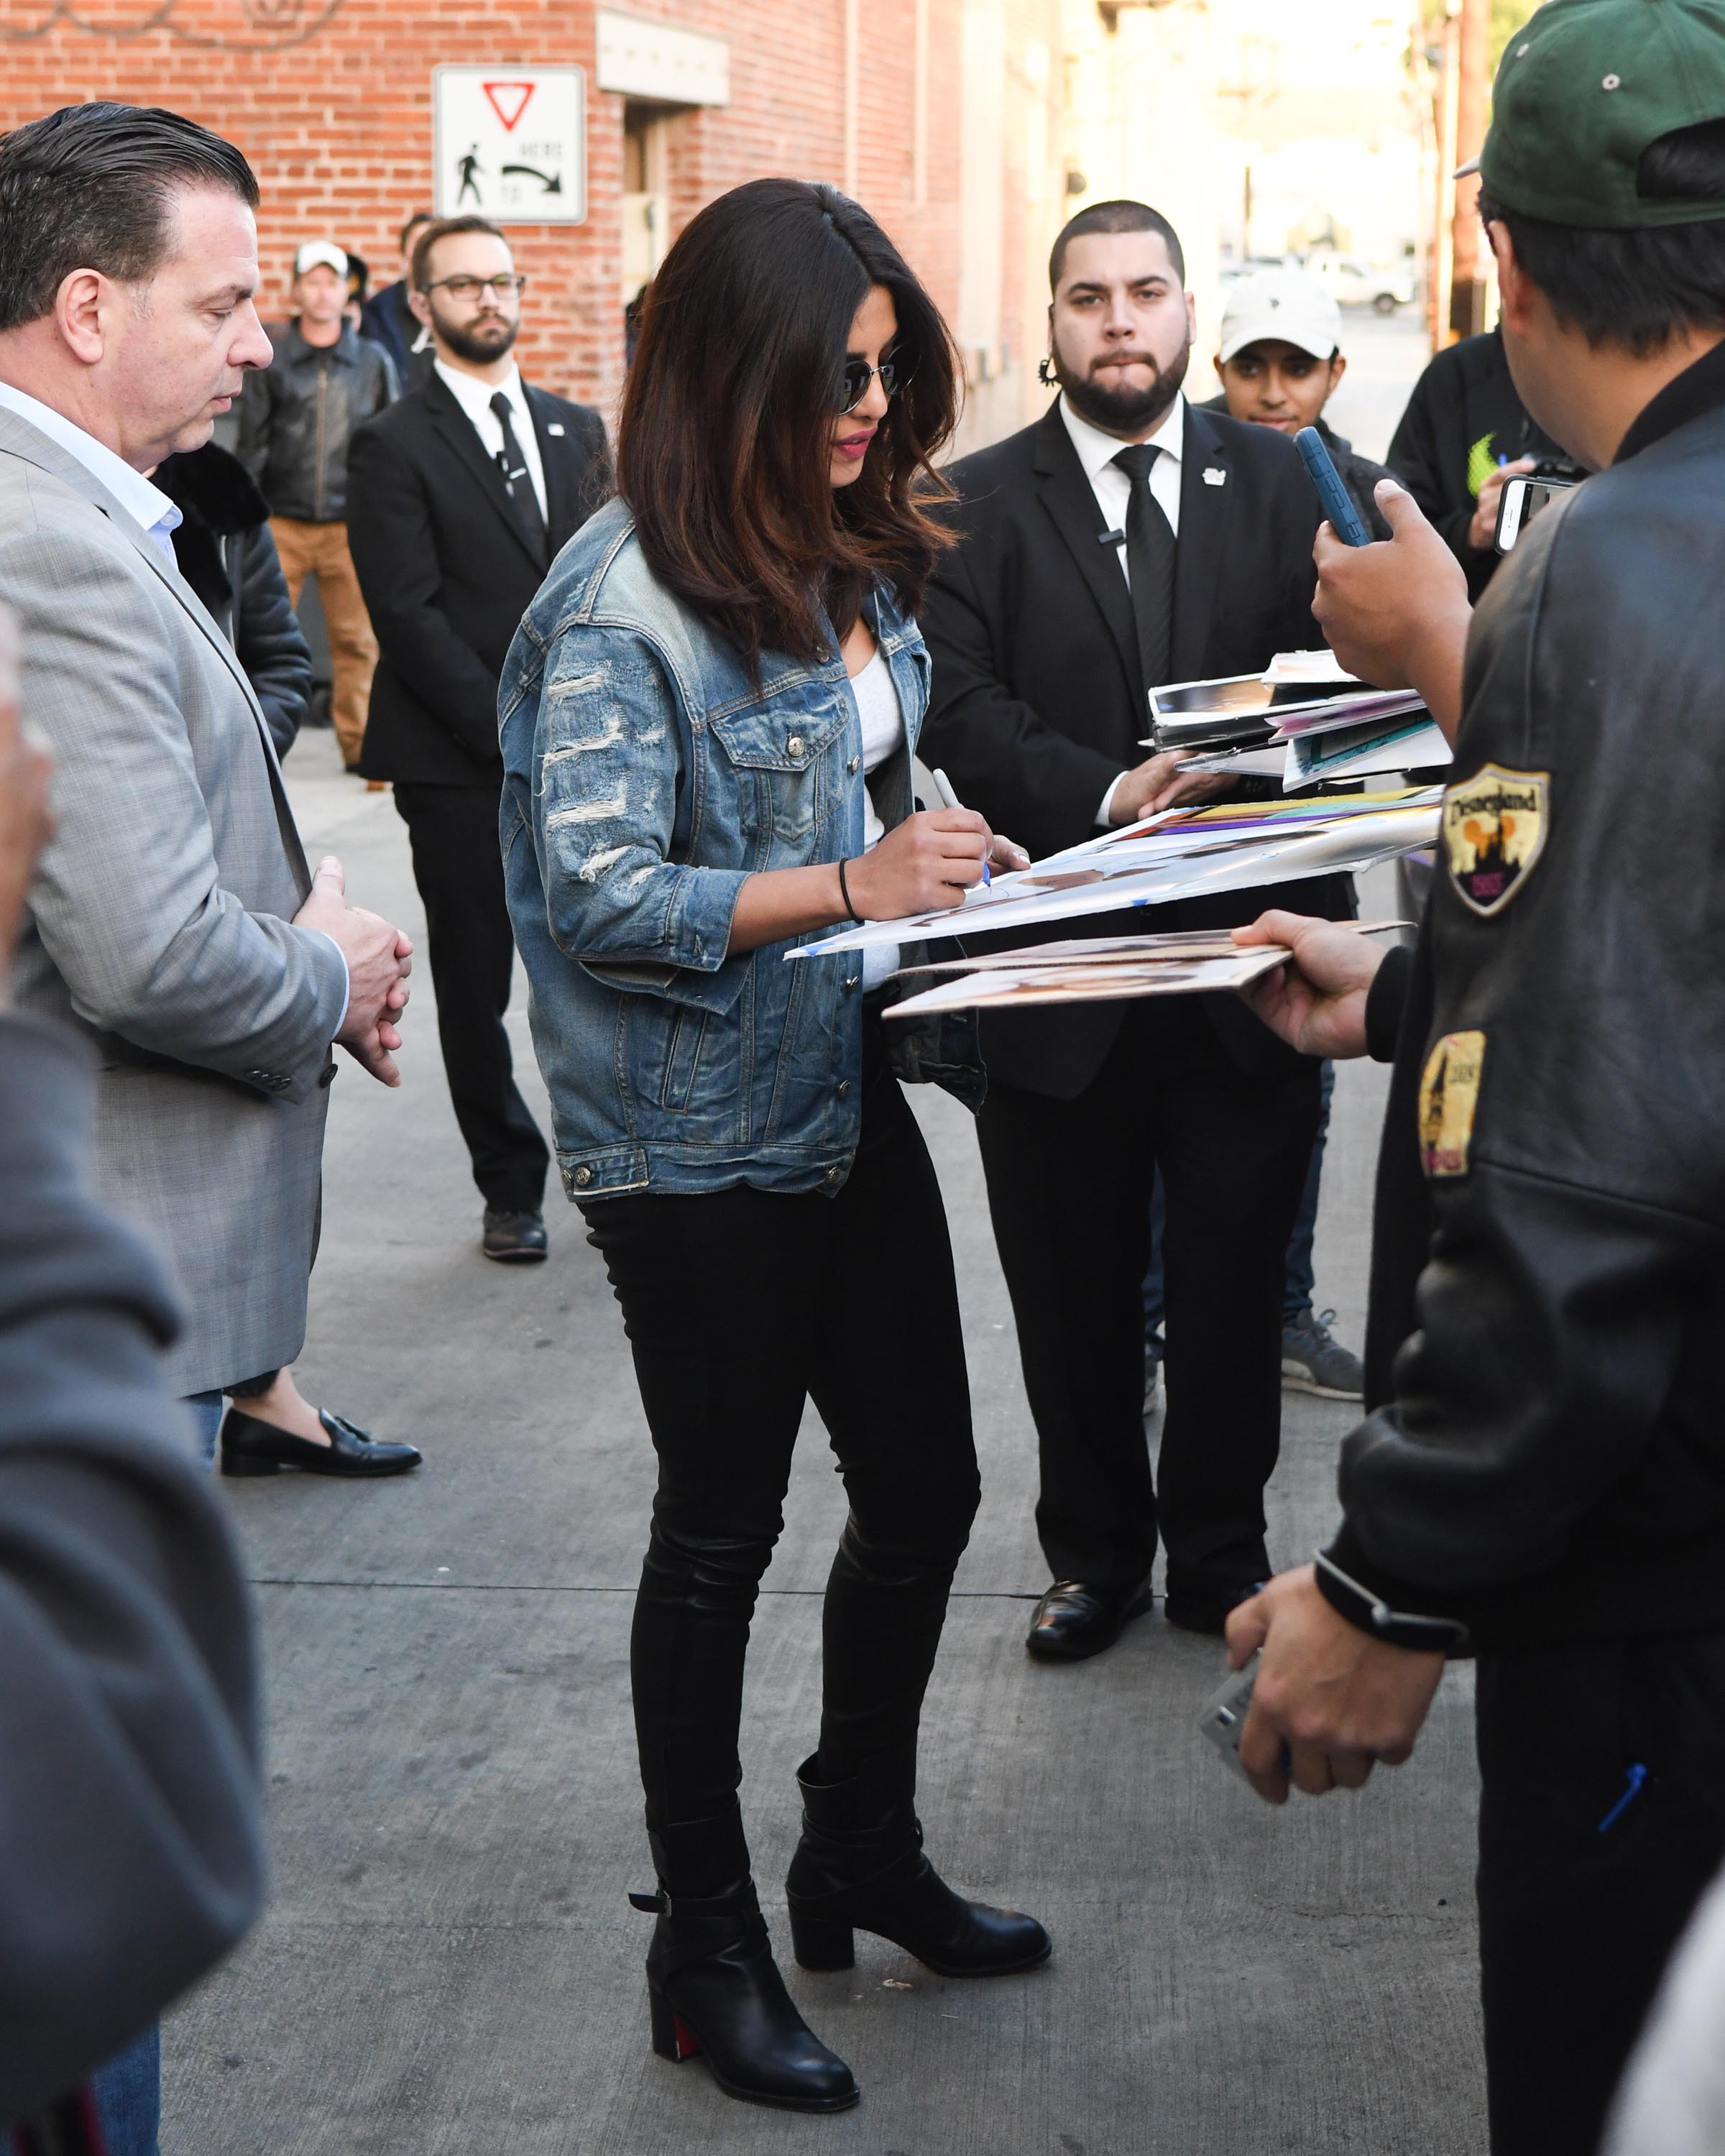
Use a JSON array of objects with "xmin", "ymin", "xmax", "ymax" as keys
[{"xmin": 433, "ymin": 65, "xmax": 586, "ymax": 226}]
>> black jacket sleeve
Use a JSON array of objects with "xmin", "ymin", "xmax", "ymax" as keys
[
  {"xmin": 919, "ymin": 535, "xmax": 1126, "ymax": 857},
  {"xmin": 232, "ymin": 522, "xmax": 313, "ymax": 758},
  {"xmin": 345, "ymin": 418, "xmax": 504, "ymax": 765},
  {"xmin": 0, "ymin": 1015, "xmax": 264, "ymax": 2122},
  {"xmin": 234, "ymin": 366, "xmax": 274, "ymax": 492},
  {"xmin": 1327, "ymin": 474, "xmax": 1725, "ymax": 1613},
  {"xmin": 1386, "ymin": 356, "xmax": 1489, "ymax": 575}
]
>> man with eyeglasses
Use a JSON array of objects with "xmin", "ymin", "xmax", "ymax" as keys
[{"xmin": 347, "ymin": 216, "xmax": 610, "ymax": 1265}]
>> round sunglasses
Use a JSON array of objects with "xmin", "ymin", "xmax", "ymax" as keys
[{"xmin": 837, "ymin": 352, "xmax": 916, "ymax": 415}]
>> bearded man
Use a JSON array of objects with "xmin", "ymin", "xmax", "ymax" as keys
[
  {"xmin": 346, "ymin": 216, "xmax": 610, "ymax": 1265},
  {"xmin": 920, "ymin": 199, "xmax": 1352, "ymax": 1663}
]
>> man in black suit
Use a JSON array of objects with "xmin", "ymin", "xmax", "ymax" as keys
[
  {"xmin": 921, "ymin": 199, "xmax": 1350, "ymax": 1659},
  {"xmin": 348, "ymin": 216, "xmax": 609, "ymax": 1263}
]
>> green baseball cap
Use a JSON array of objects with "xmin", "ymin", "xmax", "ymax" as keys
[{"xmin": 1470, "ymin": 0, "xmax": 1725, "ymax": 228}]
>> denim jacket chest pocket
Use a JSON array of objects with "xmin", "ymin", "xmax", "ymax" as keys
[{"xmin": 709, "ymin": 691, "xmax": 850, "ymax": 863}]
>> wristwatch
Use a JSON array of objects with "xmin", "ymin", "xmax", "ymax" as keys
[{"xmin": 1314, "ymin": 1551, "xmax": 1472, "ymax": 1656}]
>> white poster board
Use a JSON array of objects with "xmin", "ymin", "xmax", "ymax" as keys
[{"xmin": 433, "ymin": 66, "xmax": 586, "ymax": 225}]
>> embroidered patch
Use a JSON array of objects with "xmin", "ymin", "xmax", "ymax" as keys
[
  {"xmin": 1419, "ymin": 1031, "xmax": 1486, "ymax": 1179},
  {"xmin": 1442, "ymin": 764, "xmax": 1550, "ymax": 916}
]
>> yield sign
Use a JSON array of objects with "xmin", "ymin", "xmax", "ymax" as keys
[{"xmin": 482, "ymin": 80, "xmax": 535, "ymax": 132}]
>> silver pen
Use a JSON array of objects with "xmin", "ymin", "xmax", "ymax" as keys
[{"xmin": 930, "ymin": 766, "xmax": 990, "ymax": 886}]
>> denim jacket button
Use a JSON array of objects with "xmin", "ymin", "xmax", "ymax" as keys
[
  {"xmin": 572, "ymin": 1164, "xmax": 594, "ymax": 1188},
  {"xmin": 837, "ymin": 1079, "xmax": 852, "ymax": 1098},
  {"xmin": 842, "ymin": 975, "xmax": 860, "ymax": 995},
  {"xmin": 847, "ymin": 755, "xmax": 860, "ymax": 775},
  {"xmin": 786, "ymin": 733, "xmax": 805, "ymax": 757},
  {"xmin": 824, "ymin": 1165, "xmax": 841, "ymax": 1183}
]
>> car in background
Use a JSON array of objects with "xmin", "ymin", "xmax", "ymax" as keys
[{"xmin": 1305, "ymin": 253, "xmax": 1417, "ymax": 314}]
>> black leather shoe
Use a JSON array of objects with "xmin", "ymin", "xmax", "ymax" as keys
[
  {"xmin": 219, "ymin": 1404, "xmax": 422, "ymax": 1478},
  {"xmin": 1164, "ymin": 1578, "xmax": 1264, "ymax": 1636},
  {"xmin": 1024, "ymin": 1577, "xmax": 1154, "ymax": 1662},
  {"xmin": 482, "ymin": 1207, "xmax": 548, "ymax": 1263},
  {"xmin": 786, "ymin": 1751, "xmax": 1050, "ymax": 1979},
  {"xmin": 633, "ymin": 1813, "xmax": 857, "ymax": 2114}
]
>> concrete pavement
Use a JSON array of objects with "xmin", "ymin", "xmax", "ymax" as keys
[{"xmin": 165, "ymin": 728, "xmax": 1485, "ymax": 2156}]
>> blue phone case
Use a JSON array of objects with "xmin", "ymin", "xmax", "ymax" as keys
[{"xmin": 1294, "ymin": 425, "xmax": 1372, "ymax": 548}]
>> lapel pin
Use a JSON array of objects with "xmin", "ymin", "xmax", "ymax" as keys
[
  {"xmin": 1202, "ymin": 466, "xmax": 1226, "ymax": 487},
  {"xmin": 547, "ymin": 423, "xmax": 566, "ymax": 436}
]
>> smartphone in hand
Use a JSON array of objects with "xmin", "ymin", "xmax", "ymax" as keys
[{"xmin": 1294, "ymin": 425, "xmax": 1373, "ymax": 548}]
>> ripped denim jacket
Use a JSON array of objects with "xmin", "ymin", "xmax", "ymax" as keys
[{"xmin": 497, "ymin": 495, "xmax": 984, "ymax": 1199}]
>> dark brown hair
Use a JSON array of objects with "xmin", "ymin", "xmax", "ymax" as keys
[
  {"xmin": 1478, "ymin": 120, "xmax": 1725, "ymax": 358},
  {"xmin": 1049, "ymin": 198, "xmax": 1184, "ymax": 292},
  {"xmin": 0, "ymin": 103, "xmax": 258, "ymax": 333},
  {"xmin": 617, "ymin": 178, "xmax": 960, "ymax": 669},
  {"xmin": 411, "ymin": 214, "xmax": 506, "ymax": 292}
]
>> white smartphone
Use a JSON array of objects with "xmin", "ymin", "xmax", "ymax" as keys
[
  {"xmin": 1494, "ymin": 472, "xmax": 1578, "ymax": 553},
  {"xmin": 1197, "ymin": 1654, "xmax": 1261, "ymax": 1782}
]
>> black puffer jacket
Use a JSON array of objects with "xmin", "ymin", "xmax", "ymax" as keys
[
  {"xmin": 236, "ymin": 320, "xmax": 396, "ymax": 523},
  {"xmin": 155, "ymin": 443, "xmax": 313, "ymax": 758},
  {"xmin": 1321, "ymin": 339, "xmax": 1725, "ymax": 1651}
]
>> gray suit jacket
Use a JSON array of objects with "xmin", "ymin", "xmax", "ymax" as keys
[
  {"xmin": 0, "ymin": 1013, "xmax": 263, "ymax": 2122},
  {"xmin": 0, "ymin": 404, "xmax": 347, "ymax": 1392}
]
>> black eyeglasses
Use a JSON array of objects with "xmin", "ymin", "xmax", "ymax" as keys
[
  {"xmin": 837, "ymin": 353, "xmax": 915, "ymax": 415},
  {"xmin": 423, "ymin": 273, "xmax": 528, "ymax": 302}
]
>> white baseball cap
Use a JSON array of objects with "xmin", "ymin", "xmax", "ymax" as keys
[
  {"xmin": 1217, "ymin": 268, "xmax": 1343, "ymax": 366},
  {"xmin": 293, "ymin": 241, "xmax": 349, "ymax": 280}
]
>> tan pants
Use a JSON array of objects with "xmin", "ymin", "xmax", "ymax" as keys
[{"xmin": 271, "ymin": 517, "xmax": 378, "ymax": 769}]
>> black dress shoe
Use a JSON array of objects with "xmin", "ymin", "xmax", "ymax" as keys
[
  {"xmin": 482, "ymin": 1206, "xmax": 548, "ymax": 1263},
  {"xmin": 220, "ymin": 1404, "xmax": 422, "ymax": 1478},
  {"xmin": 1025, "ymin": 1577, "xmax": 1154, "ymax": 1662}
]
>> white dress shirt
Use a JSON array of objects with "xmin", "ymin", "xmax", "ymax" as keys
[
  {"xmin": 1057, "ymin": 390, "xmax": 1187, "ymax": 827},
  {"xmin": 0, "ymin": 378, "xmax": 183, "ymax": 562},
  {"xmin": 433, "ymin": 359, "xmax": 548, "ymax": 522}
]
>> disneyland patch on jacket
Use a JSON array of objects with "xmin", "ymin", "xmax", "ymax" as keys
[
  {"xmin": 1419, "ymin": 1031, "xmax": 1486, "ymax": 1179},
  {"xmin": 1441, "ymin": 765, "xmax": 1549, "ymax": 916}
]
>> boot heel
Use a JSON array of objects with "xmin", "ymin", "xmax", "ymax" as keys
[
  {"xmin": 789, "ymin": 1909, "xmax": 855, "ymax": 1972},
  {"xmin": 219, "ymin": 1453, "xmax": 280, "ymax": 1478},
  {"xmin": 648, "ymin": 1984, "xmax": 701, "ymax": 2063}
]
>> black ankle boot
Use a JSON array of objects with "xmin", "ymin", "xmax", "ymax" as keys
[
  {"xmin": 785, "ymin": 1752, "xmax": 1052, "ymax": 1978},
  {"xmin": 630, "ymin": 1812, "xmax": 857, "ymax": 2113}
]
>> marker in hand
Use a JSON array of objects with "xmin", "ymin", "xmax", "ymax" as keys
[{"xmin": 930, "ymin": 766, "xmax": 990, "ymax": 887}]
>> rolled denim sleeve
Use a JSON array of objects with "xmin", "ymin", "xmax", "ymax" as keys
[{"xmin": 527, "ymin": 622, "xmax": 751, "ymax": 1012}]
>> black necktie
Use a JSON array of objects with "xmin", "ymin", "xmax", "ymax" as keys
[
  {"xmin": 489, "ymin": 390, "xmax": 548, "ymax": 561},
  {"xmin": 1111, "ymin": 442, "xmax": 1175, "ymax": 690}
]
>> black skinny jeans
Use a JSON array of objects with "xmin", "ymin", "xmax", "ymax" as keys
[{"xmin": 581, "ymin": 1022, "xmax": 981, "ymax": 1851}]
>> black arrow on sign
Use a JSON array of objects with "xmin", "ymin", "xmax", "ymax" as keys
[{"xmin": 501, "ymin": 163, "xmax": 563, "ymax": 194}]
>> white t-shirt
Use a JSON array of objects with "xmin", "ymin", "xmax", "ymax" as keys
[{"xmin": 850, "ymin": 649, "xmax": 903, "ymax": 992}]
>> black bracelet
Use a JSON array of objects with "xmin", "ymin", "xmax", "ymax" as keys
[{"xmin": 837, "ymin": 857, "xmax": 863, "ymax": 923}]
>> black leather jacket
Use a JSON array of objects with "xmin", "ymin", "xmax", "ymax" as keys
[
  {"xmin": 236, "ymin": 320, "xmax": 396, "ymax": 523},
  {"xmin": 155, "ymin": 444, "xmax": 313, "ymax": 758},
  {"xmin": 1321, "ymin": 340, "xmax": 1725, "ymax": 1651}
]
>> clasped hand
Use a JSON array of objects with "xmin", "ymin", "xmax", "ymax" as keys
[
  {"xmin": 293, "ymin": 855, "xmax": 414, "ymax": 1087},
  {"xmin": 1224, "ymin": 1567, "xmax": 1446, "ymax": 1805}
]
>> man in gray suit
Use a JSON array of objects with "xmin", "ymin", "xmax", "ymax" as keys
[
  {"xmin": 0, "ymin": 103, "xmax": 411, "ymax": 1455},
  {"xmin": 0, "ymin": 101, "xmax": 414, "ymax": 2154},
  {"xmin": 0, "ymin": 617, "xmax": 264, "ymax": 2146}
]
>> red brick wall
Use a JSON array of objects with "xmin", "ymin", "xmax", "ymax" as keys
[{"xmin": 0, "ymin": 0, "xmax": 1061, "ymax": 432}]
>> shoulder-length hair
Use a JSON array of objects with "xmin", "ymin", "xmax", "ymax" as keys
[{"xmin": 617, "ymin": 178, "xmax": 960, "ymax": 671}]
